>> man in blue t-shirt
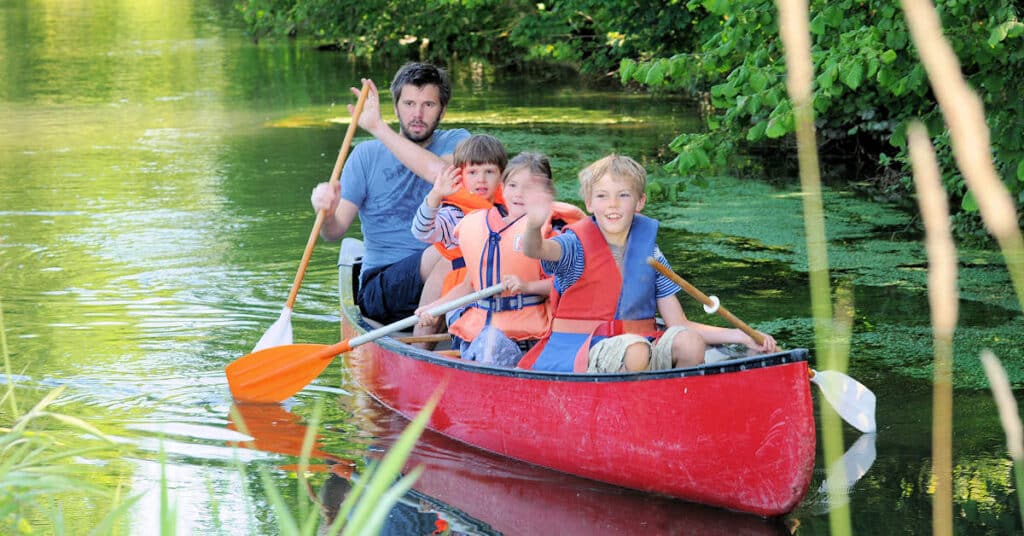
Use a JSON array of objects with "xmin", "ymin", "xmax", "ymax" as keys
[{"xmin": 312, "ymin": 63, "xmax": 470, "ymax": 329}]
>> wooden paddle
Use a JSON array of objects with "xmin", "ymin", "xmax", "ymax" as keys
[
  {"xmin": 253, "ymin": 81, "xmax": 372, "ymax": 352},
  {"xmin": 228, "ymin": 283, "xmax": 506, "ymax": 403},
  {"xmin": 646, "ymin": 257, "xmax": 877, "ymax": 434}
]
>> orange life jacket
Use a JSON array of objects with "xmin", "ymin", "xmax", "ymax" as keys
[
  {"xmin": 432, "ymin": 186, "xmax": 507, "ymax": 295},
  {"xmin": 451, "ymin": 202, "xmax": 585, "ymax": 342}
]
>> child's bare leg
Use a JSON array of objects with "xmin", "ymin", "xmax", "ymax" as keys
[
  {"xmin": 622, "ymin": 342, "xmax": 652, "ymax": 372},
  {"xmin": 414, "ymin": 247, "xmax": 450, "ymax": 348},
  {"xmin": 670, "ymin": 330, "xmax": 707, "ymax": 368}
]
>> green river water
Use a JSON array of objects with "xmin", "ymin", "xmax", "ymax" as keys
[{"xmin": 1, "ymin": 0, "xmax": 1021, "ymax": 533}]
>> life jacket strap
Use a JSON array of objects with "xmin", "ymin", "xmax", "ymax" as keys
[
  {"xmin": 472, "ymin": 293, "xmax": 545, "ymax": 312},
  {"xmin": 550, "ymin": 318, "xmax": 657, "ymax": 337}
]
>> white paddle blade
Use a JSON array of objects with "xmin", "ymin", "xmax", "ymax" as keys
[
  {"xmin": 818, "ymin": 432, "xmax": 877, "ymax": 493},
  {"xmin": 253, "ymin": 306, "xmax": 293, "ymax": 352},
  {"xmin": 812, "ymin": 369, "xmax": 877, "ymax": 433}
]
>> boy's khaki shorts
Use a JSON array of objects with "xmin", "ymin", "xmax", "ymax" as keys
[{"xmin": 587, "ymin": 325, "xmax": 688, "ymax": 373}]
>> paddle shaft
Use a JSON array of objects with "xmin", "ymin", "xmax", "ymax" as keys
[
  {"xmin": 285, "ymin": 82, "xmax": 371, "ymax": 308},
  {"xmin": 646, "ymin": 257, "xmax": 765, "ymax": 346},
  {"xmin": 647, "ymin": 259, "xmax": 864, "ymax": 420},
  {"xmin": 305, "ymin": 283, "xmax": 506, "ymax": 363}
]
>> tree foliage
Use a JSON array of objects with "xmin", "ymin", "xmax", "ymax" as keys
[
  {"xmin": 235, "ymin": 0, "xmax": 702, "ymax": 73},
  {"xmin": 621, "ymin": 0, "xmax": 1023, "ymax": 238},
  {"xmin": 238, "ymin": 0, "xmax": 1024, "ymax": 237}
]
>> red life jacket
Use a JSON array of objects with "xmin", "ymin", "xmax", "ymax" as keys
[{"xmin": 519, "ymin": 215, "xmax": 660, "ymax": 372}]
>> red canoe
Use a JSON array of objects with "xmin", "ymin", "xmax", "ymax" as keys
[
  {"xmin": 337, "ymin": 239, "xmax": 816, "ymax": 517},
  {"xmin": 361, "ymin": 399, "xmax": 791, "ymax": 535}
]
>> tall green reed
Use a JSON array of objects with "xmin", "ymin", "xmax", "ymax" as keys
[
  {"xmin": 899, "ymin": 0, "xmax": 1023, "ymax": 532},
  {"xmin": 907, "ymin": 122, "xmax": 957, "ymax": 536},
  {"xmin": 775, "ymin": 1, "xmax": 854, "ymax": 534},
  {"xmin": 227, "ymin": 392, "xmax": 437, "ymax": 536},
  {"xmin": 776, "ymin": 0, "xmax": 1023, "ymax": 532}
]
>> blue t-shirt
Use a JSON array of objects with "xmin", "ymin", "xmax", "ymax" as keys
[{"xmin": 341, "ymin": 128, "xmax": 470, "ymax": 273}]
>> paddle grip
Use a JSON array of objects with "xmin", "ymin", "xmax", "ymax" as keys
[{"xmin": 645, "ymin": 257, "xmax": 765, "ymax": 346}]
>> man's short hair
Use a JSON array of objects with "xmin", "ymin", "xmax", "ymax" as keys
[{"xmin": 390, "ymin": 62, "xmax": 452, "ymax": 109}]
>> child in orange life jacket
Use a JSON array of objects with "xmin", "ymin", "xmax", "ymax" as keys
[
  {"xmin": 518, "ymin": 154, "xmax": 778, "ymax": 373},
  {"xmin": 415, "ymin": 153, "xmax": 585, "ymax": 366},
  {"xmin": 411, "ymin": 134, "xmax": 508, "ymax": 328}
]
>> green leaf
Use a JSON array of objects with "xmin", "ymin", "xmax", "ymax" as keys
[
  {"xmin": 880, "ymin": 49, "xmax": 897, "ymax": 64},
  {"xmin": 987, "ymin": 21, "xmax": 1022, "ymax": 46},
  {"xmin": 765, "ymin": 117, "xmax": 787, "ymax": 138},
  {"xmin": 840, "ymin": 61, "xmax": 864, "ymax": 90},
  {"xmin": 620, "ymin": 59, "xmax": 636, "ymax": 85},
  {"xmin": 749, "ymin": 70, "xmax": 768, "ymax": 92},
  {"xmin": 961, "ymin": 191, "xmax": 979, "ymax": 212},
  {"xmin": 810, "ymin": 14, "xmax": 825, "ymax": 35},
  {"xmin": 645, "ymin": 60, "xmax": 667, "ymax": 85},
  {"xmin": 693, "ymin": 147, "xmax": 711, "ymax": 167},
  {"xmin": 868, "ymin": 57, "xmax": 880, "ymax": 78},
  {"xmin": 816, "ymin": 70, "xmax": 834, "ymax": 90},
  {"xmin": 1017, "ymin": 159, "xmax": 1024, "ymax": 182},
  {"xmin": 890, "ymin": 127, "xmax": 907, "ymax": 148},
  {"xmin": 747, "ymin": 120, "xmax": 768, "ymax": 141},
  {"xmin": 824, "ymin": 6, "xmax": 844, "ymax": 28}
]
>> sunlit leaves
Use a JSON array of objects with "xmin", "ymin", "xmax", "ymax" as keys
[
  {"xmin": 619, "ymin": 0, "xmax": 1023, "ymax": 238},
  {"xmin": 988, "ymin": 21, "xmax": 1024, "ymax": 46}
]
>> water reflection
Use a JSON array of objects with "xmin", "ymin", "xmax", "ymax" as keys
[
  {"xmin": 2, "ymin": 0, "xmax": 1023, "ymax": 533},
  {"xmin": 231, "ymin": 396, "xmax": 791, "ymax": 535}
]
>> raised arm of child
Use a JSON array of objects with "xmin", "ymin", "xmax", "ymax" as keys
[
  {"xmin": 411, "ymin": 165, "xmax": 463, "ymax": 244},
  {"xmin": 521, "ymin": 176, "xmax": 563, "ymax": 262}
]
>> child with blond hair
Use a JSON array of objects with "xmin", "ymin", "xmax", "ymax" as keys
[{"xmin": 519, "ymin": 154, "xmax": 777, "ymax": 373}]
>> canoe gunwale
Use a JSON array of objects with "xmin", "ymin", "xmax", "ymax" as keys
[{"xmin": 337, "ymin": 239, "xmax": 808, "ymax": 382}]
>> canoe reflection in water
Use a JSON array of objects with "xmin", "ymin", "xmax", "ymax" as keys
[{"xmin": 229, "ymin": 398, "xmax": 793, "ymax": 535}]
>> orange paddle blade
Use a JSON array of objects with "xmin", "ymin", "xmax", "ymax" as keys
[
  {"xmin": 227, "ymin": 341, "xmax": 351, "ymax": 403},
  {"xmin": 227, "ymin": 283, "xmax": 506, "ymax": 404}
]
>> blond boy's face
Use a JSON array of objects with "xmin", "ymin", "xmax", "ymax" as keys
[
  {"xmin": 584, "ymin": 173, "xmax": 646, "ymax": 243},
  {"xmin": 461, "ymin": 162, "xmax": 503, "ymax": 201}
]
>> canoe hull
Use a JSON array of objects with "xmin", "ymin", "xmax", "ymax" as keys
[{"xmin": 339, "ymin": 252, "xmax": 815, "ymax": 517}]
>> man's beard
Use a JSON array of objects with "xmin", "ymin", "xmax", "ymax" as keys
[{"xmin": 400, "ymin": 119, "xmax": 438, "ymax": 143}]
